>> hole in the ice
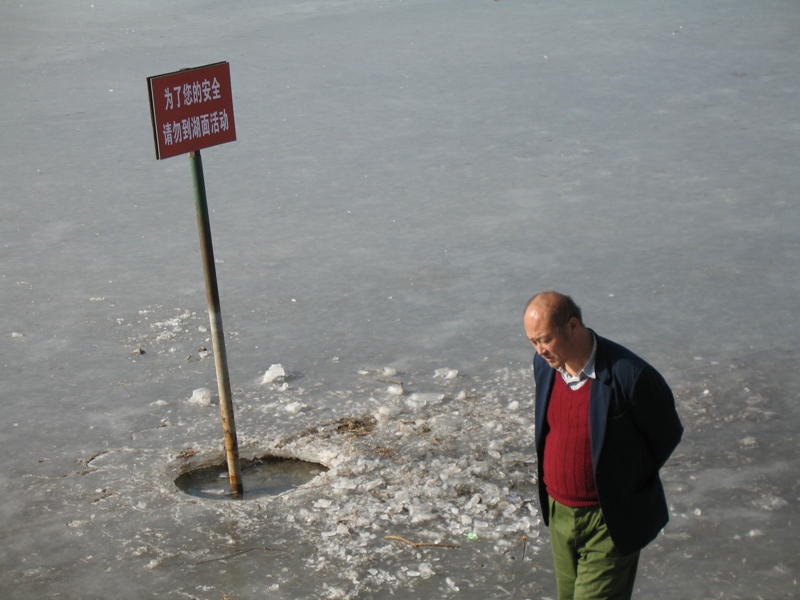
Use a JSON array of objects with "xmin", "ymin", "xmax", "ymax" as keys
[{"xmin": 175, "ymin": 455, "xmax": 328, "ymax": 500}]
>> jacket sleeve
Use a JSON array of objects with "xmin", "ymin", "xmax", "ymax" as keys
[{"xmin": 629, "ymin": 365, "xmax": 684, "ymax": 471}]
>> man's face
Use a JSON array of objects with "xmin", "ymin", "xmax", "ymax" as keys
[{"xmin": 523, "ymin": 305, "xmax": 576, "ymax": 372}]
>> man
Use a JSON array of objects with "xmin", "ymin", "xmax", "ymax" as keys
[{"xmin": 523, "ymin": 291, "xmax": 683, "ymax": 599}]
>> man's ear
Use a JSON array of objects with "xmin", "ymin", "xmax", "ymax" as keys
[{"xmin": 567, "ymin": 317, "xmax": 579, "ymax": 334}]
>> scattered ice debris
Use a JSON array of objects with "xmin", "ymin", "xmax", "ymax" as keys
[
  {"xmin": 508, "ymin": 400, "xmax": 520, "ymax": 411},
  {"xmin": 150, "ymin": 400, "xmax": 167, "ymax": 407},
  {"xmin": 153, "ymin": 310, "xmax": 192, "ymax": 341},
  {"xmin": 9, "ymin": 332, "xmax": 23, "ymax": 338},
  {"xmin": 382, "ymin": 367, "xmax": 397, "ymax": 377},
  {"xmin": 35, "ymin": 358, "xmax": 685, "ymax": 597},
  {"xmin": 261, "ymin": 363, "xmax": 286, "ymax": 384},
  {"xmin": 434, "ymin": 368, "xmax": 458, "ymax": 380},
  {"xmin": 89, "ymin": 297, "xmax": 105, "ymax": 302},
  {"xmin": 188, "ymin": 388, "xmax": 212, "ymax": 407},
  {"xmin": 67, "ymin": 520, "xmax": 87, "ymax": 528}
]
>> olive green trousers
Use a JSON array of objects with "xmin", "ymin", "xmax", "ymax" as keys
[{"xmin": 548, "ymin": 497, "xmax": 640, "ymax": 600}]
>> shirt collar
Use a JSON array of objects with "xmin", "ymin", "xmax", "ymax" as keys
[{"xmin": 558, "ymin": 332, "xmax": 597, "ymax": 384}]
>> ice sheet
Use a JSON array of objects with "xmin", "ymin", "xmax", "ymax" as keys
[{"xmin": 1, "ymin": 0, "xmax": 799, "ymax": 597}]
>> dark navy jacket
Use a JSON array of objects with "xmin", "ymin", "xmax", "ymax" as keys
[{"xmin": 533, "ymin": 332, "xmax": 683, "ymax": 556}]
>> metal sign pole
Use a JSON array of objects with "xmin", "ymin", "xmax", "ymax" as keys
[{"xmin": 189, "ymin": 149, "xmax": 244, "ymax": 497}]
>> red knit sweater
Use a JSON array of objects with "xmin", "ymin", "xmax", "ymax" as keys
[{"xmin": 543, "ymin": 375, "xmax": 599, "ymax": 507}]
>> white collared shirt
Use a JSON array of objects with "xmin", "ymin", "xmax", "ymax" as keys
[{"xmin": 558, "ymin": 333, "xmax": 597, "ymax": 390}]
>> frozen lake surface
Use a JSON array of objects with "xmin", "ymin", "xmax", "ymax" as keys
[{"xmin": 1, "ymin": 0, "xmax": 798, "ymax": 598}]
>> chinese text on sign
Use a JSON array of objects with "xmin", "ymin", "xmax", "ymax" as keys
[{"xmin": 147, "ymin": 62, "xmax": 236, "ymax": 160}]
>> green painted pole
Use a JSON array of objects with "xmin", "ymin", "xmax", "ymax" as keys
[{"xmin": 189, "ymin": 149, "xmax": 244, "ymax": 497}]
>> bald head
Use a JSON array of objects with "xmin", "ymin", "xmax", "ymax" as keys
[
  {"xmin": 524, "ymin": 291, "xmax": 583, "ymax": 332},
  {"xmin": 523, "ymin": 291, "xmax": 592, "ymax": 375}
]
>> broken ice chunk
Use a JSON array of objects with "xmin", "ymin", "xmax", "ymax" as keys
[
  {"xmin": 363, "ymin": 478, "xmax": 383, "ymax": 491},
  {"xmin": 387, "ymin": 383, "xmax": 404, "ymax": 396},
  {"xmin": 261, "ymin": 364, "xmax": 285, "ymax": 384},
  {"xmin": 406, "ymin": 393, "xmax": 444, "ymax": 409},
  {"xmin": 434, "ymin": 368, "xmax": 458, "ymax": 380},
  {"xmin": 465, "ymin": 493, "xmax": 482, "ymax": 510},
  {"xmin": 320, "ymin": 530, "xmax": 337, "ymax": 538},
  {"xmin": 408, "ymin": 502, "xmax": 434, "ymax": 524},
  {"xmin": 417, "ymin": 563, "xmax": 433, "ymax": 578},
  {"xmin": 188, "ymin": 388, "xmax": 212, "ymax": 406},
  {"xmin": 375, "ymin": 403, "xmax": 403, "ymax": 421},
  {"xmin": 284, "ymin": 401, "xmax": 304, "ymax": 414},
  {"xmin": 756, "ymin": 495, "xmax": 788, "ymax": 510}
]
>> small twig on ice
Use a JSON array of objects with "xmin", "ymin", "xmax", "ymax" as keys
[
  {"xmin": 385, "ymin": 535, "xmax": 459, "ymax": 549},
  {"xmin": 197, "ymin": 546, "xmax": 291, "ymax": 564}
]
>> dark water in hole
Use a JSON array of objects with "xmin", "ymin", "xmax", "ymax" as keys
[{"xmin": 175, "ymin": 456, "xmax": 328, "ymax": 500}]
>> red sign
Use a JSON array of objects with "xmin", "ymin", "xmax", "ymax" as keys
[{"xmin": 147, "ymin": 62, "xmax": 237, "ymax": 160}]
